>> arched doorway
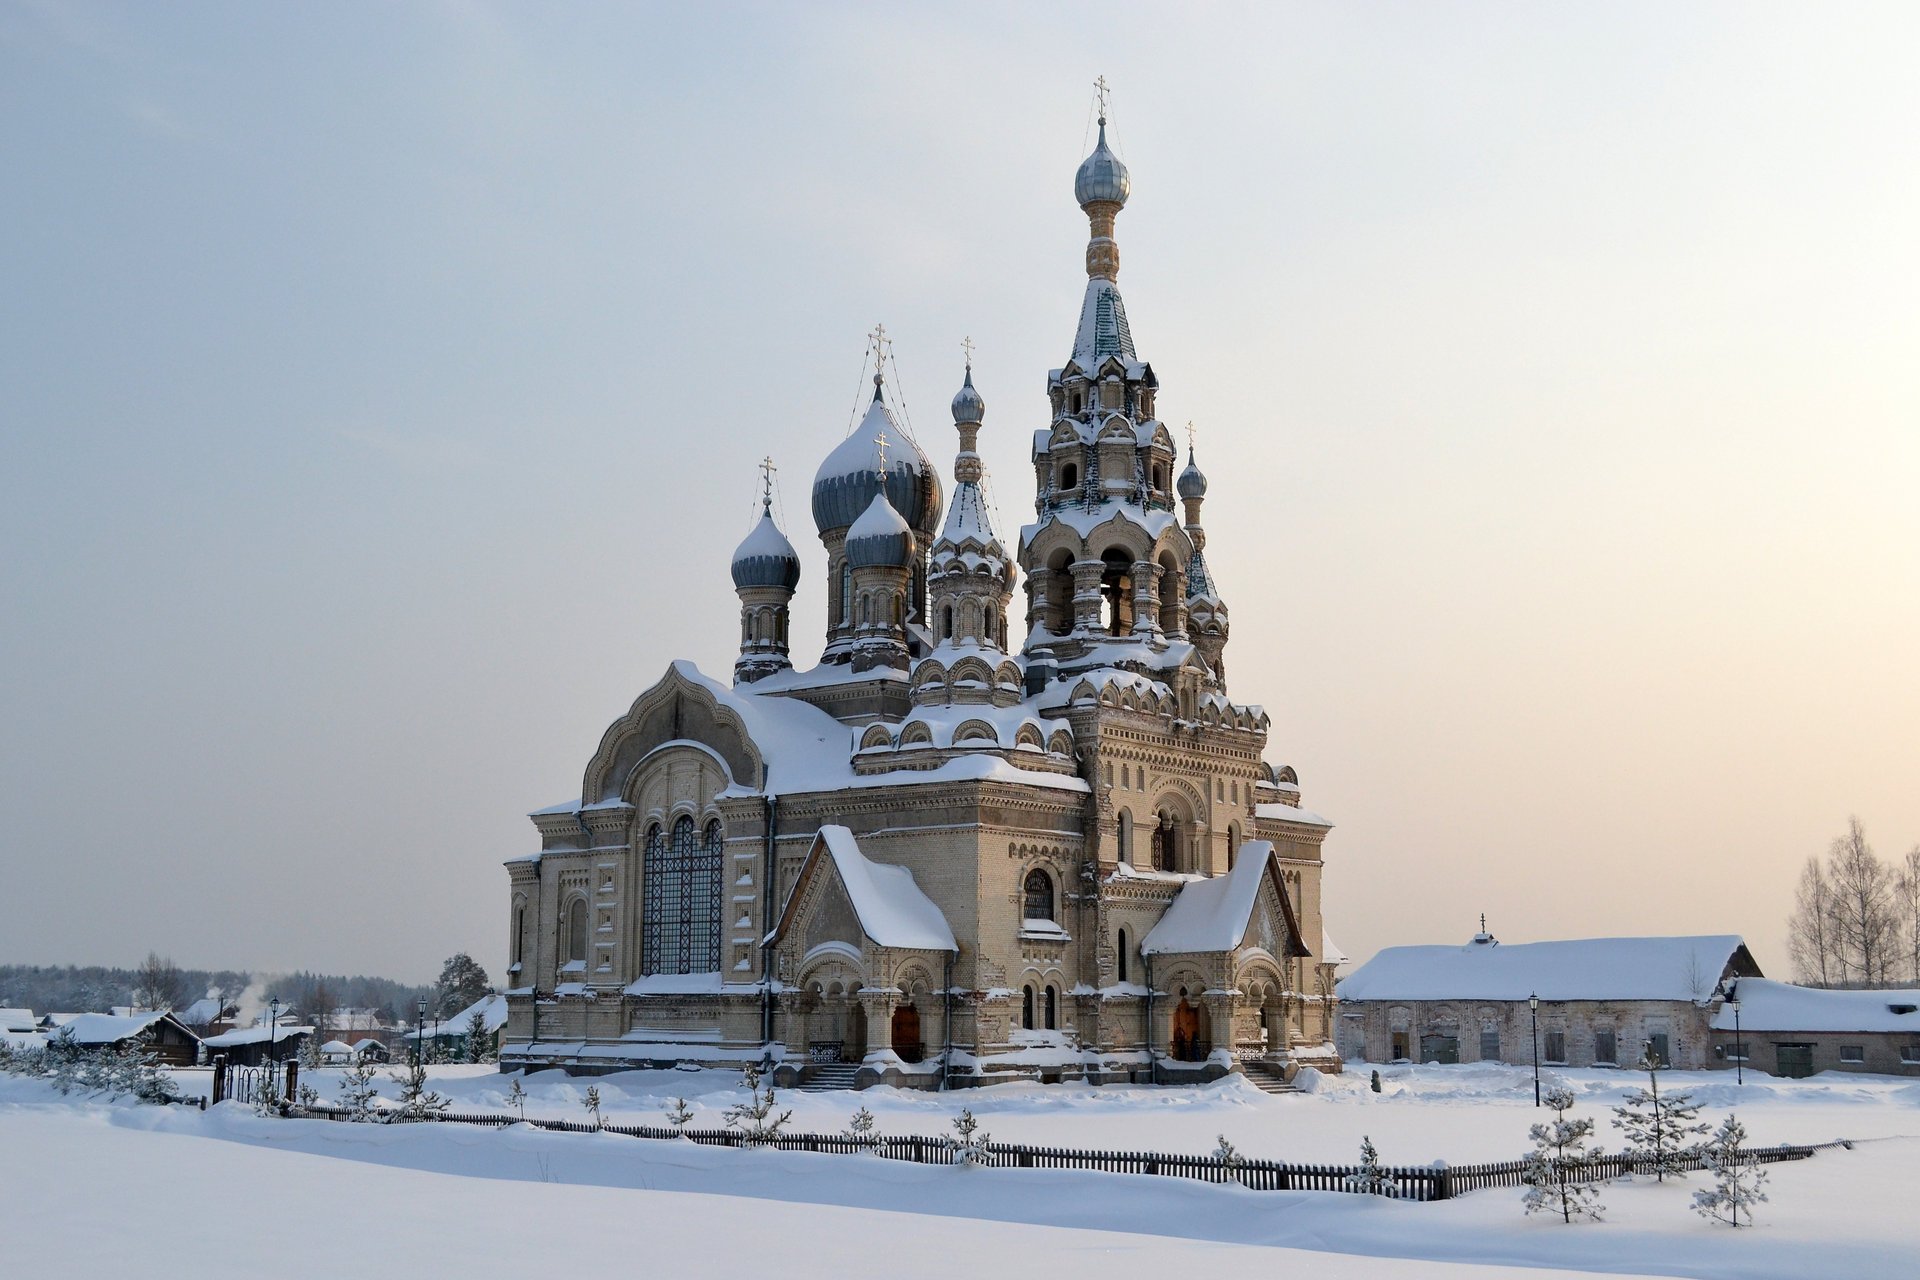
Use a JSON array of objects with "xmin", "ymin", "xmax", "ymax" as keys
[
  {"xmin": 1171, "ymin": 992, "xmax": 1210, "ymax": 1062},
  {"xmin": 891, "ymin": 1003, "xmax": 923, "ymax": 1063}
]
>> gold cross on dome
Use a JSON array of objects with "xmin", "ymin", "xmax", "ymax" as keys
[
  {"xmin": 1094, "ymin": 75, "xmax": 1110, "ymax": 123},
  {"xmin": 874, "ymin": 429, "xmax": 890, "ymax": 474},
  {"xmin": 1186, "ymin": 420, "xmax": 1196, "ymax": 451},
  {"xmin": 759, "ymin": 455, "xmax": 777, "ymax": 511},
  {"xmin": 961, "ymin": 334, "xmax": 975, "ymax": 369}
]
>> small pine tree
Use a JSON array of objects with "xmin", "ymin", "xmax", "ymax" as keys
[
  {"xmin": 44, "ymin": 1028, "xmax": 84, "ymax": 1095},
  {"xmin": 1522, "ymin": 1086, "xmax": 1606, "ymax": 1223},
  {"xmin": 296, "ymin": 1083, "xmax": 320, "ymax": 1111},
  {"xmin": 1611, "ymin": 1040, "xmax": 1710, "ymax": 1182},
  {"xmin": 465, "ymin": 1010, "xmax": 492, "ymax": 1064},
  {"xmin": 948, "ymin": 1108, "xmax": 991, "ymax": 1167},
  {"xmin": 665, "ymin": 1096, "xmax": 694, "ymax": 1129},
  {"xmin": 1212, "ymin": 1134, "xmax": 1246, "ymax": 1183},
  {"xmin": 506, "ymin": 1077, "xmax": 528, "ymax": 1121},
  {"xmin": 299, "ymin": 1029, "xmax": 323, "ymax": 1071},
  {"xmin": 1346, "ymin": 1135, "xmax": 1397, "ymax": 1196},
  {"xmin": 1370, "ymin": 1069, "xmax": 1382, "ymax": 1094},
  {"xmin": 1692, "ymin": 1113, "xmax": 1769, "ymax": 1227},
  {"xmin": 338, "ymin": 1058, "xmax": 380, "ymax": 1121},
  {"xmin": 846, "ymin": 1105, "xmax": 878, "ymax": 1142},
  {"xmin": 388, "ymin": 1056, "xmax": 450, "ymax": 1122},
  {"xmin": 583, "ymin": 1085, "xmax": 603, "ymax": 1129},
  {"xmin": 722, "ymin": 1064, "xmax": 792, "ymax": 1145}
]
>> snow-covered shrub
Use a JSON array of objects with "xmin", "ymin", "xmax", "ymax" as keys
[
  {"xmin": 722, "ymin": 1064, "xmax": 792, "ymax": 1146},
  {"xmin": 1692, "ymin": 1113, "xmax": 1769, "ymax": 1227},
  {"xmin": 947, "ymin": 1108, "xmax": 991, "ymax": 1167},
  {"xmin": 845, "ymin": 1105, "xmax": 877, "ymax": 1143},
  {"xmin": 1522, "ymin": 1086, "xmax": 1606, "ymax": 1223},
  {"xmin": 1369, "ymin": 1069, "xmax": 1382, "ymax": 1094},
  {"xmin": 1612, "ymin": 1040, "xmax": 1709, "ymax": 1182},
  {"xmin": 1213, "ymin": 1134, "xmax": 1246, "ymax": 1183},
  {"xmin": 583, "ymin": 1085, "xmax": 603, "ymax": 1129},
  {"xmin": 1345, "ymin": 1135, "xmax": 1398, "ymax": 1197},
  {"xmin": 43, "ymin": 1028, "xmax": 85, "ymax": 1094},
  {"xmin": 664, "ymin": 1096, "xmax": 694, "ymax": 1130},
  {"xmin": 506, "ymin": 1077, "xmax": 528, "ymax": 1121},
  {"xmin": 337, "ymin": 1058, "xmax": 380, "ymax": 1121}
]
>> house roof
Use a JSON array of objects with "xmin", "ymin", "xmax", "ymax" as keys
[
  {"xmin": 1714, "ymin": 978, "xmax": 1920, "ymax": 1033},
  {"xmin": 54, "ymin": 1012, "xmax": 195, "ymax": 1045},
  {"xmin": 0, "ymin": 1008, "xmax": 37, "ymax": 1033},
  {"xmin": 1337, "ymin": 934, "xmax": 1756, "ymax": 1003},
  {"xmin": 1140, "ymin": 841, "xmax": 1310, "ymax": 958},
  {"xmin": 406, "ymin": 993, "xmax": 508, "ymax": 1040},
  {"xmin": 768, "ymin": 825, "xmax": 957, "ymax": 952},
  {"xmin": 201, "ymin": 1024, "xmax": 314, "ymax": 1048}
]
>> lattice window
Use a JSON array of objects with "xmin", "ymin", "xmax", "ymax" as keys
[
  {"xmin": 1023, "ymin": 869, "xmax": 1054, "ymax": 921},
  {"xmin": 642, "ymin": 817, "xmax": 722, "ymax": 975}
]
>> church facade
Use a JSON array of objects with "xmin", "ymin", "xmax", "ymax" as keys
[{"xmin": 499, "ymin": 113, "xmax": 1343, "ymax": 1088}]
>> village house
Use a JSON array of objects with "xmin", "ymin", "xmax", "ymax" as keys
[
  {"xmin": 1715, "ymin": 978, "xmax": 1920, "ymax": 1078},
  {"xmin": 51, "ymin": 1012, "xmax": 201, "ymax": 1067},
  {"xmin": 1335, "ymin": 930, "xmax": 1760, "ymax": 1070}
]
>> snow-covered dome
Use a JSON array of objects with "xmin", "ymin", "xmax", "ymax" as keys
[
  {"xmin": 811, "ymin": 384, "xmax": 942, "ymax": 537},
  {"xmin": 845, "ymin": 491, "xmax": 914, "ymax": 568},
  {"xmin": 730, "ymin": 509, "xmax": 801, "ymax": 591},
  {"xmin": 1075, "ymin": 119, "xmax": 1131, "ymax": 209},
  {"xmin": 950, "ymin": 367, "xmax": 985, "ymax": 425},
  {"xmin": 1177, "ymin": 449, "xmax": 1208, "ymax": 499}
]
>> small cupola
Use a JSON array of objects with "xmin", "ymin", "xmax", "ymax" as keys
[{"xmin": 845, "ymin": 491, "xmax": 914, "ymax": 568}]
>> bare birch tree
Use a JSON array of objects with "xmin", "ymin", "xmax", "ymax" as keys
[
  {"xmin": 1897, "ymin": 846, "xmax": 1920, "ymax": 986},
  {"xmin": 1828, "ymin": 818, "xmax": 1896, "ymax": 986},
  {"xmin": 1787, "ymin": 856, "xmax": 1837, "ymax": 987}
]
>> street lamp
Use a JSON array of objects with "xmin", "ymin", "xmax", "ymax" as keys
[
  {"xmin": 266, "ymin": 997, "xmax": 281, "ymax": 1101},
  {"xmin": 1723, "ymin": 981, "xmax": 1744, "ymax": 1087},
  {"xmin": 415, "ymin": 998, "xmax": 428, "ymax": 1068},
  {"xmin": 1528, "ymin": 992, "xmax": 1541, "ymax": 1107}
]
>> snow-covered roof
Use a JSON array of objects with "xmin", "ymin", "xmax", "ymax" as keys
[
  {"xmin": 770, "ymin": 825, "xmax": 957, "ymax": 952},
  {"xmin": 53, "ymin": 1012, "xmax": 179, "ymax": 1045},
  {"xmin": 0, "ymin": 1008, "xmax": 36, "ymax": 1033},
  {"xmin": 321, "ymin": 1039, "xmax": 355, "ymax": 1054},
  {"xmin": 201, "ymin": 1024, "xmax": 314, "ymax": 1047},
  {"xmin": 407, "ymin": 993, "xmax": 508, "ymax": 1039},
  {"xmin": 1141, "ymin": 842, "xmax": 1307, "ymax": 958},
  {"xmin": 1070, "ymin": 276, "xmax": 1136, "ymax": 369},
  {"xmin": 177, "ymin": 997, "xmax": 225, "ymax": 1025},
  {"xmin": 1322, "ymin": 929, "xmax": 1350, "ymax": 966},
  {"xmin": 1714, "ymin": 978, "xmax": 1920, "ymax": 1033},
  {"xmin": 1337, "ymin": 935, "xmax": 1754, "ymax": 1004},
  {"xmin": 1254, "ymin": 802, "xmax": 1334, "ymax": 828}
]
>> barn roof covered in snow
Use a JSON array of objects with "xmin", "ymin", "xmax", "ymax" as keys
[
  {"xmin": 768, "ymin": 825, "xmax": 956, "ymax": 952},
  {"xmin": 201, "ymin": 1024, "xmax": 314, "ymax": 1048},
  {"xmin": 54, "ymin": 1012, "xmax": 198, "ymax": 1045},
  {"xmin": 1714, "ymin": 978, "xmax": 1920, "ymax": 1033},
  {"xmin": 407, "ymin": 993, "xmax": 508, "ymax": 1040},
  {"xmin": 1336, "ymin": 934, "xmax": 1759, "ymax": 1003},
  {"xmin": 1140, "ymin": 841, "xmax": 1310, "ymax": 958}
]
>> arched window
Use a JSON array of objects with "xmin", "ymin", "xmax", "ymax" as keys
[
  {"xmin": 1022, "ymin": 984, "xmax": 1035, "ymax": 1031},
  {"xmin": 1117, "ymin": 928, "xmax": 1129, "ymax": 984},
  {"xmin": 565, "ymin": 898, "xmax": 588, "ymax": 963},
  {"xmin": 839, "ymin": 562, "xmax": 853, "ymax": 627},
  {"xmin": 1045, "ymin": 986, "xmax": 1058, "ymax": 1031},
  {"xmin": 1117, "ymin": 810, "xmax": 1133, "ymax": 864},
  {"xmin": 1071, "ymin": 391, "xmax": 1083, "ymax": 414},
  {"xmin": 1152, "ymin": 810, "xmax": 1174, "ymax": 872},
  {"xmin": 511, "ymin": 903, "xmax": 526, "ymax": 966},
  {"xmin": 642, "ymin": 816, "xmax": 722, "ymax": 975},
  {"xmin": 1060, "ymin": 461, "xmax": 1079, "ymax": 491},
  {"xmin": 1227, "ymin": 821, "xmax": 1243, "ymax": 868},
  {"xmin": 1023, "ymin": 869, "xmax": 1054, "ymax": 922},
  {"xmin": 941, "ymin": 602, "xmax": 954, "ymax": 640},
  {"xmin": 1152, "ymin": 463, "xmax": 1166, "ymax": 490}
]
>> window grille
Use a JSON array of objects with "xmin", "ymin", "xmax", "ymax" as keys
[{"xmin": 642, "ymin": 817, "xmax": 722, "ymax": 975}]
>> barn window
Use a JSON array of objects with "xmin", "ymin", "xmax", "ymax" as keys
[
  {"xmin": 642, "ymin": 816, "xmax": 722, "ymax": 976},
  {"xmin": 1839, "ymin": 1045, "xmax": 1865, "ymax": 1063},
  {"xmin": 1593, "ymin": 1030, "xmax": 1617, "ymax": 1065},
  {"xmin": 1023, "ymin": 869, "xmax": 1054, "ymax": 922},
  {"xmin": 1544, "ymin": 1030, "xmax": 1567, "ymax": 1064}
]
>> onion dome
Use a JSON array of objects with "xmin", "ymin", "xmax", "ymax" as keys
[
  {"xmin": 730, "ymin": 506, "xmax": 801, "ymax": 591},
  {"xmin": 1177, "ymin": 447, "xmax": 1208, "ymax": 498},
  {"xmin": 950, "ymin": 367, "xmax": 985, "ymax": 425},
  {"xmin": 845, "ymin": 491, "xmax": 914, "ymax": 568},
  {"xmin": 1074, "ymin": 118, "xmax": 1131, "ymax": 209},
  {"xmin": 811, "ymin": 380, "xmax": 942, "ymax": 536}
]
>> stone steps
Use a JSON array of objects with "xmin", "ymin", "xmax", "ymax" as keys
[
  {"xmin": 1242, "ymin": 1062, "xmax": 1302, "ymax": 1095},
  {"xmin": 798, "ymin": 1064, "xmax": 862, "ymax": 1093}
]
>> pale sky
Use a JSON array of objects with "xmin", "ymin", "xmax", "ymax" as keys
[{"xmin": 3, "ymin": 3, "xmax": 1916, "ymax": 985}]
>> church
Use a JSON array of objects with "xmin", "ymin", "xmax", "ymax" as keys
[{"xmin": 499, "ymin": 107, "xmax": 1344, "ymax": 1089}]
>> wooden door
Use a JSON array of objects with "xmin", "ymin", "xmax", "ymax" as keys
[
  {"xmin": 1172, "ymin": 1000, "xmax": 1201, "ymax": 1062},
  {"xmin": 1775, "ymin": 1043, "xmax": 1814, "ymax": 1079},
  {"xmin": 891, "ymin": 1004, "xmax": 922, "ymax": 1063}
]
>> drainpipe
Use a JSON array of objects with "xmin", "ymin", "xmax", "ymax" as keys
[
  {"xmin": 760, "ymin": 789, "xmax": 778, "ymax": 1052},
  {"xmin": 941, "ymin": 952, "xmax": 953, "ymax": 1092},
  {"xmin": 1143, "ymin": 953, "xmax": 1154, "ymax": 1084}
]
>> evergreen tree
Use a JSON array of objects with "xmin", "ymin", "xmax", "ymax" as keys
[
  {"xmin": 506, "ymin": 1077, "xmax": 528, "ymax": 1121},
  {"xmin": 388, "ymin": 1056, "xmax": 449, "ymax": 1122},
  {"xmin": 299, "ymin": 1028, "xmax": 323, "ymax": 1071},
  {"xmin": 845, "ymin": 1104, "xmax": 877, "ymax": 1142},
  {"xmin": 1611, "ymin": 1040, "xmax": 1710, "ymax": 1181},
  {"xmin": 464, "ymin": 1009, "xmax": 493, "ymax": 1064},
  {"xmin": 1522, "ymin": 1086, "xmax": 1606, "ymax": 1223},
  {"xmin": 1369, "ymin": 1069, "xmax": 1382, "ymax": 1093},
  {"xmin": 665, "ymin": 1096, "xmax": 694, "ymax": 1129},
  {"xmin": 338, "ymin": 1058, "xmax": 380, "ymax": 1121},
  {"xmin": 43, "ymin": 1028, "xmax": 84, "ymax": 1095},
  {"xmin": 433, "ymin": 953, "xmax": 492, "ymax": 1019},
  {"xmin": 1212, "ymin": 1134, "xmax": 1246, "ymax": 1183},
  {"xmin": 583, "ymin": 1085, "xmax": 603, "ymax": 1129},
  {"xmin": 722, "ymin": 1064, "xmax": 792, "ymax": 1146},
  {"xmin": 1692, "ymin": 1113, "xmax": 1769, "ymax": 1227},
  {"xmin": 947, "ymin": 1108, "xmax": 991, "ymax": 1167},
  {"xmin": 1345, "ymin": 1135, "xmax": 1397, "ymax": 1197}
]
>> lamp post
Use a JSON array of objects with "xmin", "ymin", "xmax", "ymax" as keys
[
  {"xmin": 415, "ymin": 998, "xmax": 427, "ymax": 1068},
  {"xmin": 1528, "ymin": 992, "xmax": 1541, "ymax": 1107},
  {"xmin": 1727, "ymin": 984, "xmax": 1744, "ymax": 1086},
  {"xmin": 266, "ymin": 997, "xmax": 281, "ymax": 1101}
]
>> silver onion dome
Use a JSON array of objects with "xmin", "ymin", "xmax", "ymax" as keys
[
  {"xmin": 844, "ymin": 491, "xmax": 914, "ymax": 568},
  {"xmin": 810, "ymin": 382, "xmax": 942, "ymax": 537},
  {"xmin": 950, "ymin": 367, "xmax": 985, "ymax": 424},
  {"xmin": 1177, "ymin": 448, "xmax": 1209, "ymax": 499},
  {"xmin": 1074, "ymin": 119, "xmax": 1131, "ymax": 208},
  {"xmin": 731, "ymin": 509, "xmax": 801, "ymax": 591}
]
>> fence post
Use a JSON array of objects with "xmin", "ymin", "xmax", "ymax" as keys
[
  {"xmin": 1431, "ymin": 1160, "xmax": 1451, "ymax": 1201},
  {"xmin": 211, "ymin": 1055, "xmax": 227, "ymax": 1106},
  {"xmin": 285, "ymin": 1061, "xmax": 299, "ymax": 1104}
]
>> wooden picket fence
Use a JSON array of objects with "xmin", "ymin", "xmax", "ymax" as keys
[{"xmin": 294, "ymin": 1102, "xmax": 1835, "ymax": 1202}]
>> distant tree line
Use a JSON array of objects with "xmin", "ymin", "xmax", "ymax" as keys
[
  {"xmin": 1787, "ymin": 816, "xmax": 1920, "ymax": 987},
  {"xmin": 0, "ymin": 959, "xmax": 438, "ymax": 1023}
]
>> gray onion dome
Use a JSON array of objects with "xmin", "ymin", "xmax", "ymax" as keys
[
  {"xmin": 844, "ymin": 491, "xmax": 914, "ymax": 568},
  {"xmin": 950, "ymin": 367, "xmax": 985, "ymax": 424},
  {"xmin": 811, "ymin": 382, "xmax": 942, "ymax": 537},
  {"xmin": 731, "ymin": 510, "xmax": 801, "ymax": 591},
  {"xmin": 1177, "ymin": 448, "xmax": 1209, "ymax": 498},
  {"xmin": 1075, "ymin": 119, "xmax": 1131, "ymax": 208}
]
